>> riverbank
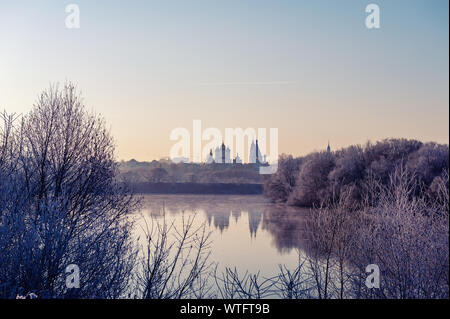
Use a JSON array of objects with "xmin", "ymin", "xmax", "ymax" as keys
[{"xmin": 129, "ymin": 182, "xmax": 263, "ymax": 195}]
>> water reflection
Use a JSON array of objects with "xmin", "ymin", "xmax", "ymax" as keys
[
  {"xmin": 138, "ymin": 194, "xmax": 309, "ymax": 253},
  {"xmin": 262, "ymin": 205, "xmax": 309, "ymax": 253}
]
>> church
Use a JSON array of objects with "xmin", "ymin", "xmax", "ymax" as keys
[
  {"xmin": 205, "ymin": 142, "xmax": 234, "ymax": 164},
  {"xmin": 205, "ymin": 140, "xmax": 267, "ymax": 165},
  {"xmin": 248, "ymin": 139, "xmax": 267, "ymax": 164}
]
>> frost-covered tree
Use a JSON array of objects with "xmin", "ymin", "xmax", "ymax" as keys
[
  {"xmin": 0, "ymin": 83, "xmax": 137, "ymax": 298},
  {"xmin": 288, "ymin": 152, "xmax": 335, "ymax": 207},
  {"xmin": 263, "ymin": 139, "xmax": 448, "ymax": 208},
  {"xmin": 264, "ymin": 154, "xmax": 302, "ymax": 203},
  {"xmin": 351, "ymin": 166, "xmax": 449, "ymax": 298}
]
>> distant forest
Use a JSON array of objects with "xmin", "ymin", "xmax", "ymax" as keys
[
  {"xmin": 119, "ymin": 159, "xmax": 265, "ymax": 184},
  {"xmin": 264, "ymin": 138, "xmax": 449, "ymax": 208}
]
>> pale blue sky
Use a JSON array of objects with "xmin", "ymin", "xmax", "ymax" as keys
[{"xmin": 0, "ymin": 0, "xmax": 448, "ymax": 160}]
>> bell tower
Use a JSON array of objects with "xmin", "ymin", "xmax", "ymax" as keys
[
  {"xmin": 256, "ymin": 139, "xmax": 259, "ymax": 164},
  {"xmin": 221, "ymin": 142, "xmax": 226, "ymax": 164}
]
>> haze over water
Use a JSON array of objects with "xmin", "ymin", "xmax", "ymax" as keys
[{"xmin": 135, "ymin": 194, "xmax": 309, "ymax": 276}]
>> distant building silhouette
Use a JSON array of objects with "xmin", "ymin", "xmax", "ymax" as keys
[
  {"xmin": 249, "ymin": 140, "xmax": 264, "ymax": 164},
  {"xmin": 214, "ymin": 142, "xmax": 231, "ymax": 163},
  {"xmin": 221, "ymin": 142, "xmax": 226, "ymax": 163},
  {"xmin": 206, "ymin": 149, "xmax": 214, "ymax": 164},
  {"xmin": 214, "ymin": 146, "xmax": 221, "ymax": 163},
  {"xmin": 171, "ymin": 156, "xmax": 190, "ymax": 163},
  {"xmin": 234, "ymin": 153, "xmax": 242, "ymax": 164},
  {"xmin": 327, "ymin": 141, "xmax": 331, "ymax": 153},
  {"xmin": 205, "ymin": 140, "xmax": 267, "ymax": 165}
]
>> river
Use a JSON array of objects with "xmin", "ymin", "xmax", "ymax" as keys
[{"xmin": 134, "ymin": 194, "xmax": 310, "ymax": 278}]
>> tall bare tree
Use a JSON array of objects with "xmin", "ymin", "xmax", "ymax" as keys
[{"xmin": 0, "ymin": 83, "xmax": 138, "ymax": 298}]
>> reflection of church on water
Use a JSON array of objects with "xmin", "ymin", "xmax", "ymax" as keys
[
  {"xmin": 231, "ymin": 210, "xmax": 241, "ymax": 224},
  {"xmin": 211, "ymin": 212, "xmax": 230, "ymax": 233},
  {"xmin": 206, "ymin": 209, "xmax": 263, "ymax": 238},
  {"xmin": 248, "ymin": 210, "xmax": 262, "ymax": 238}
]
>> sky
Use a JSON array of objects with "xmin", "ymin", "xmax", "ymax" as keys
[{"xmin": 0, "ymin": 0, "xmax": 448, "ymax": 162}]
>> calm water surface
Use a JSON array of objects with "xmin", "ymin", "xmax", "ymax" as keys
[{"xmin": 135, "ymin": 194, "xmax": 310, "ymax": 277}]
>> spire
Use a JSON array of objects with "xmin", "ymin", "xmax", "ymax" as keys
[
  {"xmin": 327, "ymin": 141, "xmax": 331, "ymax": 153},
  {"xmin": 221, "ymin": 141, "xmax": 226, "ymax": 164},
  {"xmin": 255, "ymin": 139, "xmax": 259, "ymax": 164}
]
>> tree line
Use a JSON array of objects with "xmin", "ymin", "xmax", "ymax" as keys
[
  {"xmin": 119, "ymin": 160, "xmax": 263, "ymax": 184},
  {"xmin": 264, "ymin": 139, "xmax": 449, "ymax": 208}
]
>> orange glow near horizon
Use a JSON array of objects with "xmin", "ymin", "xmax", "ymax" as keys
[{"xmin": 0, "ymin": 1, "xmax": 448, "ymax": 161}]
